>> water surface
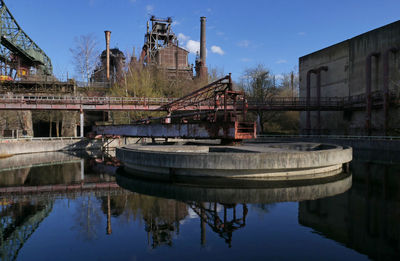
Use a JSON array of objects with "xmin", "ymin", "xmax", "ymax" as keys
[{"xmin": 0, "ymin": 150, "xmax": 398, "ymax": 260}]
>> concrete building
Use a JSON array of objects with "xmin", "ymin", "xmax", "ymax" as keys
[{"xmin": 299, "ymin": 20, "xmax": 400, "ymax": 135}]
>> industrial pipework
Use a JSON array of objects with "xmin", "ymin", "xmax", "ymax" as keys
[
  {"xmin": 365, "ymin": 52, "xmax": 380, "ymax": 136},
  {"xmin": 306, "ymin": 66, "xmax": 328, "ymax": 134},
  {"xmin": 104, "ymin": 30, "xmax": 111, "ymax": 81},
  {"xmin": 383, "ymin": 47, "xmax": 398, "ymax": 135}
]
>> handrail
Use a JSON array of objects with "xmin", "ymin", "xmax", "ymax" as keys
[
  {"xmin": 0, "ymin": 136, "xmax": 84, "ymax": 142},
  {"xmin": 257, "ymin": 134, "xmax": 400, "ymax": 140}
]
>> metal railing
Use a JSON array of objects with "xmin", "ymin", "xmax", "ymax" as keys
[
  {"xmin": 257, "ymin": 134, "xmax": 400, "ymax": 141},
  {"xmin": 0, "ymin": 136, "xmax": 84, "ymax": 142}
]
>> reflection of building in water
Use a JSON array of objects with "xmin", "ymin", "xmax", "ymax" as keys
[
  {"xmin": 0, "ymin": 200, "xmax": 53, "ymax": 260},
  {"xmin": 143, "ymin": 199, "xmax": 188, "ymax": 248},
  {"xmin": 189, "ymin": 202, "xmax": 248, "ymax": 247},
  {"xmin": 299, "ymin": 161, "xmax": 400, "ymax": 260}
]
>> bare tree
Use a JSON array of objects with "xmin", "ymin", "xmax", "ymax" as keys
[
  {"xmin": 70, "ymin": 34, "xmax": 99, "ymax": 84},
  {"xmin": 239, "ymin": 65, "xmax": 277, "ymax": 133}
]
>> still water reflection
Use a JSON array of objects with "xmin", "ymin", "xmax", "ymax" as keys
[{"xmin": 0, "ymin": 150, "xmax": 398, "ymax": 260}]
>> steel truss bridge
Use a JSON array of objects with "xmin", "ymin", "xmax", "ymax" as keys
[
  {"xmin": 0, "ymin": 0, "xmax": 52, "ymax": 78},
  {"xmin": 1, "ymin": 74, "xmax": 399, "ymax": 139},
  {"xmin": 0, "ymin": 91, "xmax": 398, "ymax": 112}
]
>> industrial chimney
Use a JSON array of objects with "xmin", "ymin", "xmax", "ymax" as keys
[
  {"xmin": 199, "ymin": 17, "xmax": 208, "ymax": 79},
  {"xmin": 104, "ymin": 30, "xmax": 111, "ymax": 81}
]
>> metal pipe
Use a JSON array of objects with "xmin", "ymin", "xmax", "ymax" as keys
[
  {"xmin": 383, "ymin": 47, "xmax": 398, "ymax": 135},
  {"xmin": 365, "ymin": 52, "xmax": 380, "ymax": 136},
  {"xmin": 316, "ymin": 66, "xmax": 328, "ymax": 134},
  {"xmin": 306, "ymin": 69, "xmax": 316, "ymax": 134},
  {"xmin": 104, "ymin": 30, "xmax": 111, "ymax": 81}
]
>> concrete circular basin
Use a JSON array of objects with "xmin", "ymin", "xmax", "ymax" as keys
[{"xmin": 116, "ymin": 142, "xmax": 352, "ymax": 181}]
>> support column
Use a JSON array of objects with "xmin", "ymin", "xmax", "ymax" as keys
[
  {"xmin": 383, "ymin": 48, "xmax": 398, "ymax": 136},
  {"xmin": 80, "ymin": 109, "xmax": 84, "ymax": 138},
  {"xmin": 365, "ymin": 52, "xmax": 380, "ymax": 136},
  {"xmin": 316, "ymin": 66, "xmax": 328, "ymax": 135}
]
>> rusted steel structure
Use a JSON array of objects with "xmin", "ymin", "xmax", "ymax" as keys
[
  {"xmin": 93, "ymin": 74, "xmax": 257, "ymax": 141},
  {"xmin": 104, "ymin": 31, "xmax": 111, "ymax": 81},
  {"xmin": 0, "ymin": 79, "xmax": 74, "ymax": 94},
  {"xmin": 91, "ymin": 48, "xmax": 125, "ymax": 84},
  {"xmin": 0, "ymin": 89, "xmax": 398, "ymax": 111},
  {"xmin": 0, "ymin": 0, "xmax": 52, "ymax": 79},
  {"xmin": 139, "ymin": 16, "xmax": 193, "ymax": 80}
]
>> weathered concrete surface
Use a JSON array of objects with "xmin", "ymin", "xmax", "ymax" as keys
[
  {"xmin": 299, "ymin": 20, "xmax": 400, "ymax": 135},
  {"xmin": 117, "ymin": 172, "xmax": 352, "ymax": 204},
  {"xmin": 0, "ymin": 136, "xmax": 147, "ymax": 156},
  {"xmin": 252, "ymin": 137, "xmax": 400, "ymax": 152},
  {"xmin": 0, "ymin": 110, "xmax": 33, "ymax": 137},
  {"xmin": 0, "ymin": 151, "xmax": 81, "ymax": 172},
  {"xmin": 93, "ymin": 123, "xmax": 237, "ymax": 139},
  {"xmin": 0, "ymin": 139, "xmax": 102, "ymax": 156},
  {"xmin": 117, "ymin": 142, "xmax": 352, "ymax": 180},
  {"xmin": 61, "ymin": 111, "xmax": 78, "ymax": 137}
]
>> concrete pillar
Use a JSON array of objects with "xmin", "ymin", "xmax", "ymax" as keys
[
  {"xmin": 80, "ymin": 110, "xmax": 84, "ymax": 138},
  {"xmin": 80, "ymin": 159, "xmax": 85, "ymax": 180}
]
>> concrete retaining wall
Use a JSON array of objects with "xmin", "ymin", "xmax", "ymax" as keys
[
  {"xmin": 252, "ymin": 137, "xmax": 400, "ymax": 151},
  {"xmin": 0, "ymin": 137, "xmax": 141, "ymax": 156}
]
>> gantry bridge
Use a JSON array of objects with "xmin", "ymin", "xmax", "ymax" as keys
[
  {"xmin": 1, "ymin": 74, "xmax": 400, "ymax": 139},
  {"xmin": 0, "ymin": 91, "xmax": 398, "ymax": 112}
]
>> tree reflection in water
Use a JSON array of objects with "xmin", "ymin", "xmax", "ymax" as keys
[{"xmin": 72, "ymin": 195, "xmax": 103, "ymax": 241}]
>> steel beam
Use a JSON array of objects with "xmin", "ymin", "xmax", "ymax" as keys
[{"xmin": 93, "ymin": 122, "xmax": 256, "ymax": 140}]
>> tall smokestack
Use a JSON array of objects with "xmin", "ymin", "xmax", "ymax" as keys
[
  {"xmin": 200, "ymin": 17, "xmax": 208, "ymax": 79},
  {"xmin": 104, "ymin": 30, "xmax": 111, "ymax": 81}
]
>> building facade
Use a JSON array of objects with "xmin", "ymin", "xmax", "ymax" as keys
[{"xmin": 299, "ymin": 20, "xmax": 400, "ymax": 135}]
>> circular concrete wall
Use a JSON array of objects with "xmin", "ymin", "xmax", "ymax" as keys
[{"xmin": 116, "ymin": 142, "xmax": 352, "ymax": 180}]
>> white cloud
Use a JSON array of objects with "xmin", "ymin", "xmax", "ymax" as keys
[
  {"xmin": 297, "ymin": 32, "xmax": 306, "ymax": 36},
  {"xmin": 207, "ymin": 8, "xmax": 212, "ymax": 13},
  {"xmin": 237, "ymin": 40, "xmax": 250, "ymax": 48},
  {"xmin": 146, "ymin": 5, "xmax": 154, "ymax": 13},
  {"xmin": 276, "ymin": 59, "xmax": 287, "ymax": 64},
  {"xmin": 172, "ymin": 20, "xmax": 180, "ymax": 26},
  {"xmin": 178, "ymin": 33, "xmax": 190, "ymax": 43},
  {"xmin": 130, "ymin": 0, "xmax": 137, "ymax": 3},
  {"xmin": 216, "ymin": 31, "xmax": 224, "ymax": 36},
  {"xmin": 186, "ymin": 40, "xmax": 200, "ymax": 54},
  {"xmin": 211, "ymin": 45, "xmax": 224, "ymax": 55}
]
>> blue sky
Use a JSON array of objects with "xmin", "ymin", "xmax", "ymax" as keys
[{"xmin": 6, "ymin": 0, "xmax": 400, "ymax": 81}]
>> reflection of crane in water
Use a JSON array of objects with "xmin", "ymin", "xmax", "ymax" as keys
[
  {"xmin": 0, "ymin": 200, "xmax": 53, "ymax": 261},
  {"xmin": 188, "ymin": 202, "xmax": 248, "ymax": 247}
]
